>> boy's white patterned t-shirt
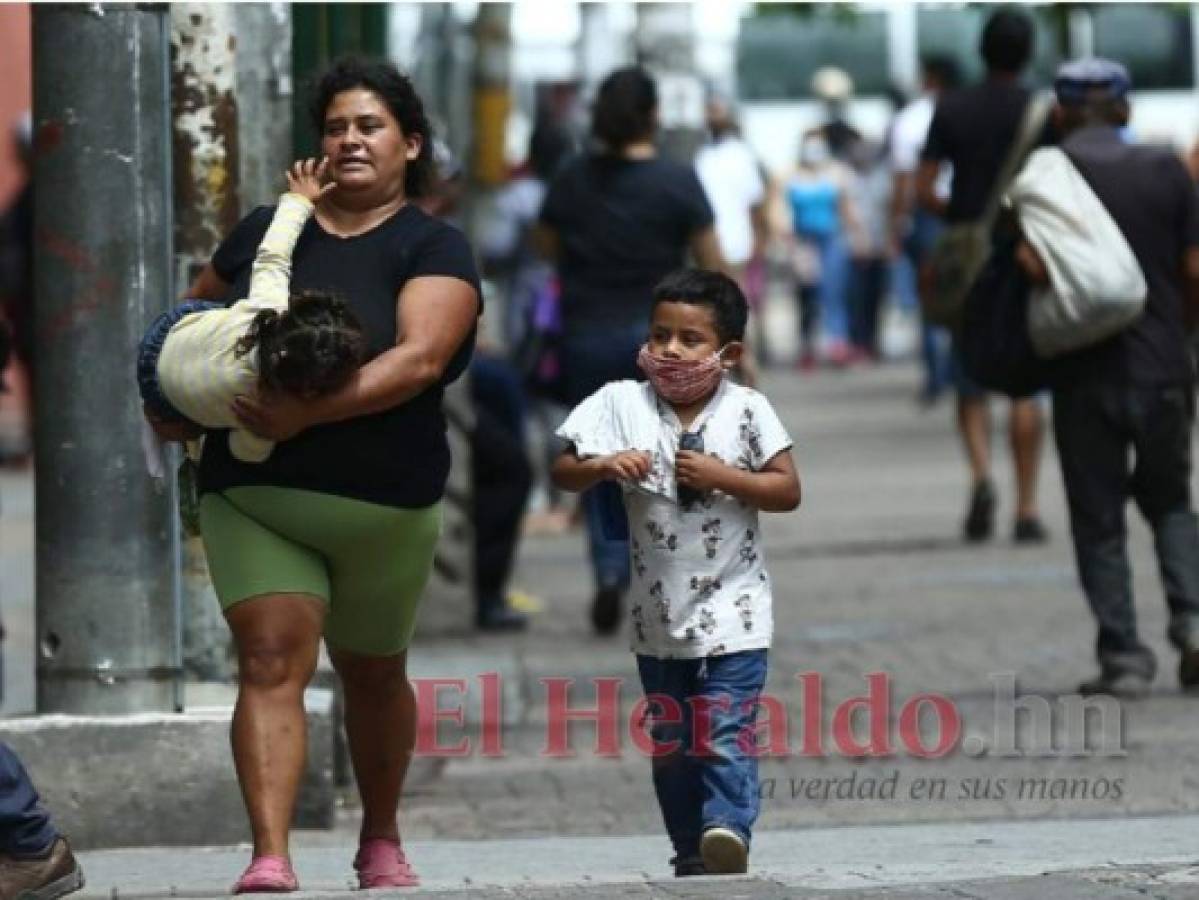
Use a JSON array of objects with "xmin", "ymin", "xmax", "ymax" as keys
[{"xmin": 557, "ymin": 379, "xmax": 793, "ymax": 658}]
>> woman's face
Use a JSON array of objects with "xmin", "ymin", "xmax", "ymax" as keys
[{"xmin": 321, "ymin": 88, "xmax": 421, "ymax": 198}]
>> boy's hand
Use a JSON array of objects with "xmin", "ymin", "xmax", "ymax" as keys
[
  {"xmin": 286, "ymin": 157, "xmax": 336, "ymax": 204},
  {"xmin": 599, "ymin": 450, "xmax": 652, "ymax": 483},
  {"xmin": 675, "ymin": 451, "xmax": 730, "ymax": 493}
]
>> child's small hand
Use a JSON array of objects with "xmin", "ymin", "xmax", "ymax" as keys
[
  {"xmin": 676, "ymin": 451, "xmax": 729, "ymax": 493},
  {"xmin": 599, "ymin": 450, "xmax": 652, "ymax": 483},
  {"xmin": 286, "ymin": 157, "xmax": 336, "ymax": 204}
]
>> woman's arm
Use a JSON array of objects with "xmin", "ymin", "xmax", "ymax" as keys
[
  {"xmin": 689, "ymin": 226, "xmax": 731, "ymax": 276},
  {"xmin": 915, "ymin": 160, "xmax": 947, "ymax": 218},
  {"xmin": 233, "ymin": 275, "xmax": 479, "ymax": 440},
  {"xmin": 532, "ymin": 223, "xmax": 560, "ymax": 261},
  {"xmin": 186, "ymin": 263, "xmax": 231, "ymax": 302}
]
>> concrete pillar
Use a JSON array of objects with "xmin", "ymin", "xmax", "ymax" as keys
[
  {"xmin": 32, "ymin": 2, "xmax": 178, "ymax": 714},
  {"xmin": 170, "ymin": 2, "xmax": 239, "ymax": 681}
]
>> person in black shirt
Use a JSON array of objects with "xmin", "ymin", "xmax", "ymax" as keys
[
  {"xmin": 147, "ymin": 58, "xmax": 480, "ymax": 891},
  {"xmin": 536, "ymin": 67, "xmax": 725, "ymax": 635},
  {"xmin": 917, "ymin": 8, "xmax": 1050, "ymax": 545},
  {"xmin": 1030, "ymin": 60, "xmax": 1199, "ymax": 697}
]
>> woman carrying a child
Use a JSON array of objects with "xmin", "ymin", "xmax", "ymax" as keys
[{"xmin": 147, "ymin": 58, "xmax": 480, "ymax": 892}]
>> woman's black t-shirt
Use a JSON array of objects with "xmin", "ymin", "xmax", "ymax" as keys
[
  {"xmin": 199, "ymin": 203, "xmax": 481, "ymax": 508},
  {"xmin": 539, "ymin": 155, "xmax": 714, "ymax": 336}
]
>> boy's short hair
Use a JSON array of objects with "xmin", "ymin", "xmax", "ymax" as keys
[{"xmin": 652, "ymin": 268, "xmax": 748, "ymax": 345}]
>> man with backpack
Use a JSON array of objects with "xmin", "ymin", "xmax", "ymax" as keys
[
  {"xmin": 1032, "ymin": 60, "xmax": 1199, "ymax": 697},
  {"xmin": 916, "ymin": 8, "xmax": 1050, "ymax": 545}
]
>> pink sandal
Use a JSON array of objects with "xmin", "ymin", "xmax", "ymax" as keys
[
  {"xmin": 354, "ymin": 838, "xmax": 420, "ymax": 888},
  {"xmin": 233, "ymin": 855, "xmax": 299, "ymax": 894}
]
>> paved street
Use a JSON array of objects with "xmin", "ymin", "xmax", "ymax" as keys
[{"xmin": 6, "ymin": 357, "xmax": 1199, "ymax": 896}]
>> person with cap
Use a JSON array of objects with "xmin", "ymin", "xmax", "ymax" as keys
[
  {"xmin": 916, "ymin": 7, "xmax": 1050, "ymax": 546},
  {"xmin": 1031, "ymin": 58, "xmax": 1199, "ymax": 697},
  {"xmin": 806, "ymin": 67, "xmax": 862, "ymax": 163}
]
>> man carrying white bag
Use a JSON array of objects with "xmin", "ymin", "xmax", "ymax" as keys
[{"xmin": 1012, "ymin": 58, "xmax": 1199, "ymax": 698}]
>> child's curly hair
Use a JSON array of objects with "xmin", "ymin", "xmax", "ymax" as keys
[{"xmin": 235, "ymin": 291, "xmax": 366, "ymax": 397}]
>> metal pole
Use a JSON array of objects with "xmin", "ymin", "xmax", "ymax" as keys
[{"xmin": 33, "ymin": 2, "xmax": 178, "ymax": 714}]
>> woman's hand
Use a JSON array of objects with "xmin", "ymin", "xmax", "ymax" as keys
[
  {"xmin": 232, "ymin": 391, "xmax": 315, "ymax": 442},
  {"xmin": 675, "ymin": 450, "xmax": 730, "ymax": 493},
  {"xmin": 143, "ymin": 404, "xmax": 204, "ymax": 443}
]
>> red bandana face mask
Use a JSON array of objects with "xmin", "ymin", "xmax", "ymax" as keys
[{"xmin": 637, "ymin": 344, "xmax": 727, "ymax": 405}]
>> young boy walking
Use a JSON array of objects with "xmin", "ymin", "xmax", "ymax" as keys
[{"xmin": 552, "ymin": 268, "xmax": 800, "ymax": 876}]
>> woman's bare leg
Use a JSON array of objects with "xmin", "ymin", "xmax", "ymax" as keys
[
  {"xmin": 226, "ymin": 593, "xmax": 325, "ymax": 859},
  {"xmin": 330, "ymin": 649, "xmax": 414, "ymax": 842}
]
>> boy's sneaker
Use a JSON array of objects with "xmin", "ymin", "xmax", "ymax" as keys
[
  {"xmin": 0, "ymin": 837, "xmax": 84, "ymax": 900},
  {"xmin": 700, "ymin": 827, "xmax": 748, "ymax": 875},
  {"xmin": 671, "ymin": 854, "xmax": 706, "ymax": 877}
]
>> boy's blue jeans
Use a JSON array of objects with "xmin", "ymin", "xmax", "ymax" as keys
[{"xmin": 636, "ymin": 649, "xmax": 768, "ymax": 859}]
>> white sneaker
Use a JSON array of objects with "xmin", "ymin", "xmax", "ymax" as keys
[{"xmin": 700, "ymin": 826, "xmax": 748, "ymax": 874}]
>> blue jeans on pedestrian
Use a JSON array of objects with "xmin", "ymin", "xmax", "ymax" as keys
[
  {"xmin": 0, "ymin": 742, "xmax": 58, "ymax": 856},
  {"xmin": 561, "ymin": 322, "xmax": 647, "ymax": 591},
  {"xmin": 136, "ymin": 300, "xmax": 224, "ymax": 421},
  {"xmin": 636, "ymin": 650, "xmax": 768, "ymax": 859},
  {"xmin": 903, "ymin": 211, "xmax": 953, "ymax": 398},
  {"xmin": 806, "ymin": 232, "xmax": 850, "ymax": 345}
]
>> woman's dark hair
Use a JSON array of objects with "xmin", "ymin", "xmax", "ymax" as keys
[
  {"xmin": 309, "ymin": 56, "xmax": 435, "ymax": 198},
  {"xmin": 652, "ymin": 268, "xmax": 748, "ymax": 345},
  {"xmin": 236, "ymin": 291, "xmax": 367, "ymax": 397},
  {"xmin": 980, "ymin": 9, "xmax": 1034, "ymax": 74},
  {"xmin": 592, "ymin": 67, "xmax": 658, "ymax": 151}
]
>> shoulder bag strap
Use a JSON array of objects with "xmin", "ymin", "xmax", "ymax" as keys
[{"xmin": 980, "ymin": 91, "xmax": 1053, "ymax": 230}]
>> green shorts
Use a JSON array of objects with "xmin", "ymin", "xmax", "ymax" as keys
[{"xmin": 199, "ymin": 486, "xmax": 442, "ymax": 656}]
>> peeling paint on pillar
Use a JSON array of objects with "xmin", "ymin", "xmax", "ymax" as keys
[{"xmin": 170, "ymin": 3, "xmax": 240, "ymax": 259}]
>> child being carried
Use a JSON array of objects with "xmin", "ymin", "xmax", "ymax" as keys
[{"xmin": 137, "ymin": 157, "xmax": 365, "ymax": 465}]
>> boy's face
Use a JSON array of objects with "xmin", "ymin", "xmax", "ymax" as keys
[{"xmin": 647, "ymin": 301, "xmax": 742, "ymax": 367}]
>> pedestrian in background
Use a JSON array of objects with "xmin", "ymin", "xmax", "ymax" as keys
[
  {"xmin": 0, "ymin": 742, "xmax": 83, "ymax": 899},
  {"xmin": 917, "ymin": 8, "xmax": 1050, "ymax": 544},
  {"xmin": 536, "ymin": 66, "xmax": 725, "ymax": 636},
  {"xmin": 890, "ymin": 56, "xmax": 960, "ymax": 405},
  {"xmin": 552, "ymin": 269, "xmax": 799, "ymax": 878},
  {"xmin": 1033, "ymin": 60, "xmax": 1199, "ymax": 697},
  {"xmin": 845, "ymin": 139, "xmax": 891, "ymax": 361},
  {"xmin": 786, "ymin": 132, "xmax": 856, "ymax": 368}
]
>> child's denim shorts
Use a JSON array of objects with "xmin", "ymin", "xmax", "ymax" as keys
[{"xmin": 136, "ymin": 299, "xmax": 223, "ymax": 421}]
